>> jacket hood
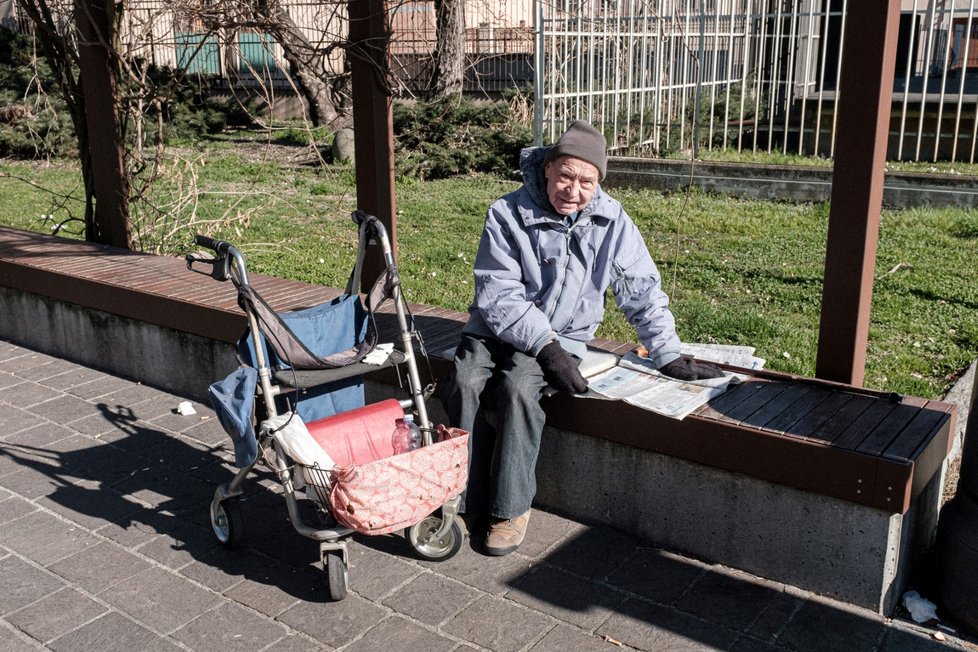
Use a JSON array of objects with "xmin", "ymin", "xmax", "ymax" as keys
[{"xmin": 518, "ymin": 145, "xmax": 610, "ymax": 223}]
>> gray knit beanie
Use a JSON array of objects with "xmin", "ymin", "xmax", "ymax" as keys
[{"xmin": 543, "ymin": 120, "xmax": 608, "ymax": 180}]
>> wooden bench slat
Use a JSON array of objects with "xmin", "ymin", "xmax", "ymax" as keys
[
  {"xmin": 831, "ymin": 398, "xmax": 900, "ymax": 450},
  {"xmin": 740, "ymin": 383, "xmax": 816, "ymax": 430},
  {"xmin": 719, "ymin": 380, "xmax": 792, "ymax": 423},
  {"xmin": 761, "ymin": 386, "xmax": 836, "ymax": 435},
  {"xmin": 697, "ymin": 379, "xmax": 771, "ymax": 421},
  {"xmin": 881, "ymin": 401, "xmax": 953, "ymax": 461}
]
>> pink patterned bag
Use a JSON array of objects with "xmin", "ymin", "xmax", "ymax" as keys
[{"xmin": 328, "ymin": 425, "xmax": 469, "ymax": 535}]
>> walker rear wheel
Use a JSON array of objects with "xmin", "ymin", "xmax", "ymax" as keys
[
  {"xmin": 210, "ymin": 497, "xmax": 244, "ymax": 549},
  {"xmin": 406, "ymin": 515, "xmax": 463, "ymax": 561},
  {"xmin": 323, "ymin": 551, "xmax": 349, "ymax": 601}
]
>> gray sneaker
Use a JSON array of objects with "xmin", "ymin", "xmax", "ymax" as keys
[{"xmin": 485, "ymin": 510, "xmax": 531, "ymax": 556}]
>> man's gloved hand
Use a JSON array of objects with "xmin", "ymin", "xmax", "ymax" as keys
[
  {"xmin": 536, "ymin": 341, "xmax": 589, "ymax": 394},
  {"xmin": 659, "ymin": 355, "xmax": 725, "ymax": 381}
]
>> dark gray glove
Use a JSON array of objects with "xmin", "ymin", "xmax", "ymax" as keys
[
  {"xmin": 659, "ymin": 355, "xmax": 725, "ymax": 381},
  {"xmin": 536, "ymin": 341, "xmax": 588, "ymax": 394}
]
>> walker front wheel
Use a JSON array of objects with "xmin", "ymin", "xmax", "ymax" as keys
[
  {"xmin": 323, "ymin": 551, "xmax": 349, "ymax": 601},
  {"xmin": 210, "ymin": 497, "xmax": 244, "ymax": 549},
  {"xmin": 406, "ymin": 515, "xmax": 463, "ymax": 561}
]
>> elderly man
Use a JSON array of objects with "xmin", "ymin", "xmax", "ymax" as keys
[{"xmin": 441, "ymin": 120, "xmax": 722, "ymax": 556}]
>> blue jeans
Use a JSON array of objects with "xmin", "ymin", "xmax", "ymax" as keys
[{"xmin": 440, "ymin": 334, "xmax": 549, "ymax": 520}]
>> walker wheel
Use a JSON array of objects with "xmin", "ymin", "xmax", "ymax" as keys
[
  {"xmin": 405, "ymin": 515, "xmax": 463, "ymax": 561},
  {"xmin": 323, "ymin": 551, "xmax": 349, "ymax": 601},
  {"xmin": 210, "ymin": 496, "xmax": 244, "ymax": 549}
]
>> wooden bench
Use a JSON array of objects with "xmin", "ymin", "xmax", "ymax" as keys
[{"xmin": 0, "ymin": 225, "xmax": 957, "ymax": 613}]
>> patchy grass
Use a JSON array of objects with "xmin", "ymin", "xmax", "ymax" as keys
[{"xmin": 1, "ymin": 137, "xmax": 975, "ymax": 400}]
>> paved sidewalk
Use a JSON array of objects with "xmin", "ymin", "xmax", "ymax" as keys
[{"xmin": 1, "ymin": 339, "xmax": 975, "ymax": 652}]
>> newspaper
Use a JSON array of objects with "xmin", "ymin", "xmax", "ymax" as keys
[
  {"xmin": 584, "ymin": 352, "xmax": 747, "ymax": 420},
  {"xmin": 679, "ymin": 343, "xmax": 766, "ymax": 370}
]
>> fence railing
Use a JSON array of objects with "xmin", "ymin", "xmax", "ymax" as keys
[
  {"xmin": 539, "ymin": 0, "xmax": 978, "ymax": 163},
  {"xmin": 5, "ymin": 0, "xmax": 978, "ymax": 162}
]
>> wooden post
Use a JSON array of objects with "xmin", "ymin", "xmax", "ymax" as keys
[
  {"xmin": 347, "ymin": 0, "xmax": 396, "ymax": 290},
  {"xmin": 815, "ymin": 0, "xmax": 901, "ymax": 386}
]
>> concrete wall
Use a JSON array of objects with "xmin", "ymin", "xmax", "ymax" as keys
[
  {"xmin": 606, "ymin": 158, "xmax": 978, "ymax": 209},
  {"xmin": 0, "ymin": 284, "xmax": 951, "ymax": 614}
]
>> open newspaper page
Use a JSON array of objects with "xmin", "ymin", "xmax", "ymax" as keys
[{"xmin": 583, "ymin": 352, "xmax": 748, "ymax": 420}]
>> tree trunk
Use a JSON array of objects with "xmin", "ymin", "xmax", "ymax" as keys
[
  {"xmin": 75, "ymin": 0, "xmax": 131, "ymax": 248},
  {"xmin": 259, "ymin": 1, "xmax": 350, "ymax": 126},
  {"xmin": 431, "ymin": 0, "xmax": 465, "ymax": 97}
]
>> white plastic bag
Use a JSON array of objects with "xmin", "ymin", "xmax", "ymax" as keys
[{"xmin": 263, "ymin": 412, "xmax": 335, "ymax": 493}]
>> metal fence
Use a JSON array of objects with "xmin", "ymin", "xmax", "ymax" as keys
[{"xmin": 538, "ymin": 0, "xmax": 978, "ymax": 163}]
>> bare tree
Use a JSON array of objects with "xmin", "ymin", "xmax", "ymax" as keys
[{"xmin": 15, "ymin": 0, "xmax": 132, "ymax": 247}]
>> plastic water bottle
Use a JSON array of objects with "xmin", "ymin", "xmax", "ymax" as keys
[{"xmin": 391, "ymin": 414, "xmax": 422, "ymax": 454}]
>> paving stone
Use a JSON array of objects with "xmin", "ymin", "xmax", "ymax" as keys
[
  {"xmin": 344, "ymin": 615, "xmax": 458, "ymax": 652},
  {"xmin": 47, "ymin": 541, "xmax": 153, "ymax": 594},
  {"xmin": 171, "ymin": 601, "xmax": 288, "ymax": 651},
  {"xmin": 99, "ymin": 566, "xmax": 222, "ymax": 634},
  {"xmin": 182, "ymin": 414, "xmax": 233, "ymax": 446},
  {"xmin": 249, "ymin": 521, "xmax": 322, "ymax": 569},
  {"xmin": 5, "ymin": 586, "xmax": 109, "ymax": 644},
  {"xmin": 222, "ymin": 561, "xmax": 318, "ymax": 618},
  {"xmin": 382, "ymin": 570, "xmax": 480, "ymax": 626},
  {"xmin": 0, "ymin": 351, "xmax": 59, "ymax": 374},
  {"xmin": 36, "ymin": 479, "xmax": 146, "ymax": 531},
  {"xmin": 14, "ymin": 358, "xmax": 78, "ymax": 382},
  {"xmin": 150, "ymin": 409, "xmax": 213, "ymax": 435},
  {"xmin": 0, "ymin": 495, "xmax": 36, "ymax": 524},
  {"xmin": 0, "ymin": 370, "xmax": 24, "ymax": 390},
  {"xmin": 513, "ymin": 508, "xmax": 582, "ymax": 559},
  {"xmin": 0, "ymin": 463, "xmax": 74, "ymax": 499},
  {"xmin": 676, "ymin": 568, "xmax": 783, "ymax": 632},
  {"xmin": 879, "ymin": 626, "xmax": 967, "ymax": 652},
  {"xmin": 110, "ymin": 465, "xmax": 213, "ymax": 513},
  {"xmin": 27, "ymin": 394, "xmax": 103, "ymax": 425},
  {"xmin": 417, "ymin": 541, "xmax": 534, "ymax": 596},
  {"xmin": 137, "ymin": 517, "xmax": 220, "ymax": 570},
  {"xmin": 747, "ymin": 590, "xmax": 805, "ymax": 642},
  {"xmin": 730, "ymin": 635, "xmax": 782, "ymax": 651},
  {"xmin": 0, "ymin": 623, "xmax": 45, "ymax": 652},
  {"xmin": 0, "ymin": 555, "xmax": 65, "ymax": 616},
  {"xmin": 4, "ymin": 422, "xmax": 75, "ymax": 448},
  {"xmin": 605, "ymin": 546, "xmax": 706, "ymax": 606},
  {"xmin": 1, "ymin": 381, "xmax": 63, "ymax": 408},
  {"xmin": 508, "ymin": 565, "xmax": 626, "ymax": 630},
  {"xmin": 344, "ymin": 539, "xmax": 423, "ymax": 602},
  {"xmin": 65, "ymin": 375, "xmax": 133, "ymax": 401},
  {"xmin": 68, "ymin": 411, "xmax": 124, "ymax": 437},
  {"xmin": 262, "ymin": 633, "xmax": 323, "ymax": 652},
  {"xmin": 540, "ymin": 524, "xmax": 641, "ymax": 581},
  {"xmin": 60, "ymin": 440, "xmax": 154, "ymax": 486},
  {"xmin": 0, "ymin": 511, "xmax": 101, "ymax": 566},
  {"xmin": 442, "ymin": 594, "xmax": 554, "ymax": 652},
  {"xmin": 98, "ymin": 383, "xmax": 174, "ymax": 411},
  {"xmin": 277, "ymin": 592, "xmax": 386, "ymax": 647},
  {"xmin": 97, "ymin": 516, "xmax": 162, "ymax": 548},
  {"xmin": 38, "ymin": 366, "xmax": 107, "ymax": 392},
  {"xmin": 47, "ymin": 610, "xmax": 183, "ymax": 652},
  {"xmin": 528, "ymin": 623, "xmax": 617, "ymax": 652},
  {"xmin": 596, "ymin": 597, "xmax": 741, "ymax": 652},
  {"xmin": 773, "ymin": 598, "xmax": 886, "ymax": 652},
  {"xmin": 142, "ymin": 433, "xmax": 222, "ymax": 475},
  {"xmin": 178, "ymin": 544, "xmax": 278, "ymax": 591},
  {"xmin": 0, "ymin": 404, "xmax": 47, "ymax": 436}
]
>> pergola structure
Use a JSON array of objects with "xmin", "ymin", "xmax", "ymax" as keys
[{"xmin": 348, "ymin": 0, "xmax": 903, "ymax": 387}]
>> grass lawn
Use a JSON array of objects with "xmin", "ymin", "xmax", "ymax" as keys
[{"xmin": 1, "ymin": 134, "xmax": 976, "ymax": 401}]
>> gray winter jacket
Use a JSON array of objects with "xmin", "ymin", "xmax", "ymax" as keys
[{"xmin": 462, "ymin": 146, "xmax": 682, "ymax": 368}]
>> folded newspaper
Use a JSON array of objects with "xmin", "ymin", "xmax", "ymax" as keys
[{"xmin": 581, "ymin": 345, "xmax": 754, "ymax": 420}]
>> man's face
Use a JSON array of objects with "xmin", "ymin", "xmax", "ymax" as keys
[{"xmin": 545, "ymin": 156, "xmax": 599, "ymax": 216}]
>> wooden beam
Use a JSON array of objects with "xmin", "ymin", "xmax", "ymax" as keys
[{"xmin": 816, "ymin": 0, "xmax": 901, "ymax": 386}]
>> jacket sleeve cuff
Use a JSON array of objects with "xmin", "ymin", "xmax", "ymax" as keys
[
  {"xmin": 652, "ymin": 350, "xmax": 681, "ymax": 369},
  {"xmin": 528, "ymin": 331, "xmax": 559, "ymax": 357}
]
